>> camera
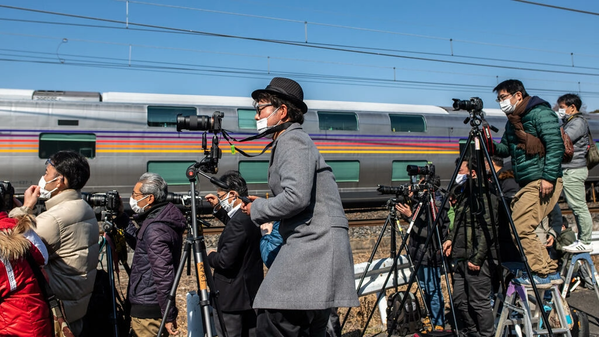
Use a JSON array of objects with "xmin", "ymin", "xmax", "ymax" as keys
[
  {"xmin": 83, "ymin": 190, "xmax": 121, "ymax": 212},
  {"xmin": 166, "ymin": 191, "xmax": 201, "ymax": 208},
  {"xmin": 406, "ymin": 164, "xmax": 435, "ymax": 177},
  {"xmin": 377, "ymin": 184, "xmax": 409, "ymax": 195},
  {"xmin": 452, "ymin": 97, "xmax": 483, "ymax": 112},
  {"xmin": 0, "ymin": 181, "xmax": 14, "ymax": 210},
  {"xmin": 176, "ymin": 111, "xmax": 224, "ymax": 132}
]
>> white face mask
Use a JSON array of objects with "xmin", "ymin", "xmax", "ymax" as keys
[
  {"xmin": 557, "ymin": 108, "xmax": 566, "ymax": 119},
  {"xmin": 499, "ymin": 98, "xmax": 516, "ymax": 114},
  {"xmin": 455, "ymin": 173, "xmax": 468, "ymax": 186},
  {"xmin": 38, "ymin": 176, "xmax": 60, "ymax": 199},
  {"xmin": 129, "ymin": 195, "xmax": 150, "ymax": 214},
  {"xmin": 256, "ymin": 107, "xmax": 280, "ymax": 135},
  {"xmin": 218, "ymin": 192, "xmax": 236, "ymax": 213}
]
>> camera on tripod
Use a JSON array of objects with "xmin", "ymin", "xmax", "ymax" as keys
[
  {"xmin": 83, "ymin": 190, "xmax": 121, "ymax": 213},
  {"xmin": 0, "ymin": 181, "xmax": 15, "ymax": 210},
  {"xmin": 166, "ymin": 191, "xmax": 201, "ymax": 208},
  {"xmin": 452, "ymin": 97, "xmax": 483, "ymax": 113},
  {"xmin": 176, "ymin": 111, "xmax": 224, "ymax": 133}
]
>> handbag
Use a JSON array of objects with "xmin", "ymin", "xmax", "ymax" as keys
[
  {"xmin": 586, "ymin": 131, "xmax": 599, "ymax": 170},
  {"xmin": 561, "ymin": 126, "xmax": 574, "ymax": 163},
  {"xmin": 26, "ymin": 254, "xmax": 75, "ymax": 337}
]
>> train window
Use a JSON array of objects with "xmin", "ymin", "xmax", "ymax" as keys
[
  {"xmin": 389, "ymin": 114, "xmax": 426, "ymax": 132},
  {"xmin": 239, "ymin": 161, "xmax": 269, "ymax": 184},
  {"xmin": 147, "ymin": 161, "xmax": 196, "ymax": 185},
  {"xmin": 238, "ymin": 109, "xmax": 257, "ymax": 129},
  {"xmin": 147, "ymin": 106, "xmax": 197, "ymax": 127},
  {"xmin": 328, "ymin": 161, "xmax": 360, "ymax": 182},
  {"xmin": 392, "ymin": 160, "xmax": 428, "ymax": 181},
  {"xmin": 317, "ymin": 112, "xmax": 358, "ymax": 131},
  {"xmin": 39, "ymin": 133, "xmax": 96, "ymax": 159}
]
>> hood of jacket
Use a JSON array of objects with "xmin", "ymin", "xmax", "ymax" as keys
[
  {"xmin": 0, "ymin": 212, "xmax": 34, "ymax": 261},
  {"xmin": 524, "ymin": 96, "xmax": 551, "ymax": 113}
]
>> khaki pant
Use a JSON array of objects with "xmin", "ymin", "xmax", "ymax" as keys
[
  {"xmin": 510, "ymin": 178, "xmax": 562, "ymax": 275},
  {"xmin": 131, "ymin": 317, "xmax": 169, "ymax": 337}
]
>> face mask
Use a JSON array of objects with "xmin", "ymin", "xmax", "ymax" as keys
[
  {"xmin": 256, "ymin": 107, "xmax": 280, "ymax": 135},
  {"xmin": 557, "ymin": 108, "xmax": 566, "ymax": 119},
  {"xmin": 129, "ymin": 195, "xmax": 150, "ymax": 214},
  {"xmin": 218, "ymin": 192, "xmax": 236, "ymax": 213},
  {"xmin": 455, "ymin": 173, "xmax": 468, "ymax": 186},
  {"xmin": 499, "ymin": 98, "xmax": 516, "ymax": 114},
  {"xmin": 38, "ymin": 176, "xmax": 60, "ymax": 199}
]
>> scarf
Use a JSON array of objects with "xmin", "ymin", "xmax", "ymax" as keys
[{"xmin": 506, "ymin": 96, "xmax": 545, "ymax": 157}]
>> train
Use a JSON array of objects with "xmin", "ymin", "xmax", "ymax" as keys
[{"xmin": 1, "ymin": 88, "xmax": 598, "ymax": 208}]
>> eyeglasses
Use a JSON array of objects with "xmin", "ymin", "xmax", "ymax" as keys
[
  {"xmin": 217, "ymin": 193, "xmax": 228, "ymax": 200},
  {"xmin": 131, "ymin": 191, "xmax": 146, "ymax": 198},
  {"xmin": 495, "ymin": 93, "xmax": 513, "ymax": 102},
  {"xmin": 45, "ymin": 158, "xmax": 55, "ymax": 167},
  {"xmin": 255, "ymin": 103, "xmax": 273, "ymax": 116}
]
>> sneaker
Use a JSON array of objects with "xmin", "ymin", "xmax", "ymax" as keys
[
  {"xmin": 513, "ymin": 272, "xmax": 552, "ymax": 289},
  {"xmin": 434, "ymin": 325, "xmax": 445, "ymax": 331},
  {"xmin": 547, "ymin": 272, "xmax": 564, "ymax": 285},
  {"xmin": 563, "ymin": 241, "xmax": 593, "ymax": 253}
]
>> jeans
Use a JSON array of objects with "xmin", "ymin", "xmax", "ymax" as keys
[
  {"xmin": 563, "ymin": 167, "xmax": 593, "ymax": 244},
  {"xmin": 417, "ymin": 266, "xmax": 445, "ymax": 327}
]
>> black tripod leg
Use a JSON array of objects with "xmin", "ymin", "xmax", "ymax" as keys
[
  {"xmin": 104, "ymin": 236, "xmax": 120, "ymax": 337},
  {"xmin": 340, "ymin": 212, "xmax": 392, "ymax": 331}
]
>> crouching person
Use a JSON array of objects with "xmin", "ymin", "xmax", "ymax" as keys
[
  {"xmin": 205, "ymin": 171, "xmax": 263, "ymax": 337},
  {"xmin": 124, "ymin": 173, "xmax": 185, "ymax": 336}
]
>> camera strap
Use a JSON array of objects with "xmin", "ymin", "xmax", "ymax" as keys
[{"xmin": 221, "ymin": 122, "xmax": 293, "ymax": 158}]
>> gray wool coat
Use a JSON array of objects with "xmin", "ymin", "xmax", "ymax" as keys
[{"xmin": 250, "ymin": 123, "xmax": 360, "ymax": 310}]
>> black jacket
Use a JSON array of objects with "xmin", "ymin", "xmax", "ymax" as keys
[
  {"xmin": 125, "ymin": 202, "xmax": 186, "ymax": 321},
  {"xmin": 407, "ymin": 192, "xmax": 450, "ymax": 267},
  {"xmin": 208, "ymin": 208, "xmax": 263, "ymax": 312}
]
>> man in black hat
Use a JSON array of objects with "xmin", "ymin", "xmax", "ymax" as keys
[{"xmin": 241, "ymin": 77, "xmax": 359, "ymax": 336}]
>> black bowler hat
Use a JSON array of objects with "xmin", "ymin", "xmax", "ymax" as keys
[{"xmin": 252, "ymin": 77, "xmax": 308, "ymax": 113}]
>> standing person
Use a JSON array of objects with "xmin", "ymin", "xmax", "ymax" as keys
[
  {"xmin": 241, "ymin": 77, "xmax": 359, "ymax": 336},
  {"xmin": 10, "ymin": 151, "xmax": 99, "ymax": 336},
  {"xmin": 443, "ymin": 159, "xmax": 497, "ymax": 337},
  {"xmin": 124, "ymin": 173, "xmax": 185, "ymax": 337},
  {"xmin": 395, "ymin": 185, "xmax": 449, "ymax": 332},
  {"xmin": 491, "ymin": 79, "xmax": 564, "ymax": 287},
  {"xmin": 204, "ymin": 171, "xmax": 263, "ymax": 337},
  {"xmin": 0, "ymin": 191, "xmax": 52, "ymax": 337},
  {"xmin": 556, "ymin": 94, "xmax": 594, "ymax": 253}
]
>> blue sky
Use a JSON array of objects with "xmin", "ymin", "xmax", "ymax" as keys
[{"xmin": 1, "ymin": 0, "xmax": 598, "ymax": 110}]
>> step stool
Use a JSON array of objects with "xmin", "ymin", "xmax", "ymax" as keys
[
  {"xmin": 560, "ymin": 252, "xmax": 599, "ymax": 301},
  {"xmin": 495, "ymin": 282, "xmax": 572, "ymax": 337}
]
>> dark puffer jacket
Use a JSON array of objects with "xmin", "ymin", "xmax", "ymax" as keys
[
  {"xmin": 495, "ymin": 96, "xmax": 564, "ymax": 186},
  {"xmin": 407, "ymin": 194, "xmax": 450, "ymax": 267},
  {"xmin": 125, "ymin": 203, "xmax": 186, "ymax": 322}
]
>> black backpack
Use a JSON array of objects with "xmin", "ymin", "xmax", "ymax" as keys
[{"xmin": 387, "ymin": 291, "xmax": 423, "ymax": 337}]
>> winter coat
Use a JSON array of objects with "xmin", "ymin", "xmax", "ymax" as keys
[
  {"xmin": 0, "ymin": 212, "xmax": 52, "ymax": 337},
  {"xmin": 495, "ymin": 96, "xmax": 564, "ymax": 186},
  {"xmin": 407, "ymin": 195, "xmax": 450, "ymax": 267},
  {"xmin": 10, "ymin": 189, "xmax": 100, "ymax": 323},
  {"xmin": 250, "ymin": 123, "xmax": 360, "ymax": 310},
  {"xmin": 448, "ymin": 180, "xmax": 498, "ymax": 266},
  {"xmin": 562, "ymin": 113, "xmax": 590, "ymax": 169},
  {"xmin": 126, "ymin": 202, "xmax": 185, "ymax": 322},
  {"xmin": 207, "ymin": 208, "xmax": 263, "ymax": 312}
]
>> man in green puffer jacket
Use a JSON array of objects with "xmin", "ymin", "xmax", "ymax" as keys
[{"xmin": 492, "ymin": 79, "xmax": 564, "ymax": 288}]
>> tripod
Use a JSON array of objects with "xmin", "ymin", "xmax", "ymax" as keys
[{"xmin": 157, "ymin": 163, "xmax": 229, "ymax": 337}]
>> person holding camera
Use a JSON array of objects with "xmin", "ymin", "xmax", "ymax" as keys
[
  {"xmin": 491, "ymin": 79, "xmax": 564, "ymax": 288},
  {"xmin": 0, "ymin": 184, "xmax": 52, "ymax": 337},
  {"xmin": 241, "ymin": 77, "xmax": 359, "ymax": 336},
  {"xmin": 204, "ymin": 171, "xmax": 263, "ymax": 337},
  {"xmin": 120, "ymin": 172, "xmax": 185, "ymax": 337},
  {"xmin": 10, "ymin": 150, "xmax": 99, "ymax": 336},
  {"xmin": 442, "ymin": 159, "xmax": 498, "ymax": 337},
  {"xmin": 395, "ymin": 176, "xmax": 449, "ymax": 331}
]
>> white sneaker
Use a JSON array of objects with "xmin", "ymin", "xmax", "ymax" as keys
[{"xmin": 563, "ymin": 240, "xmax": 593, "ymax": 253}]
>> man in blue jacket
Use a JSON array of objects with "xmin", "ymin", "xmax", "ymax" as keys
[
  {"xmin": 124, "ymin": 172, "xmax": 186, "ymax": 337},
  {"xmin": 492, "ymin": 79, "xmax": 564, "ymax": 288}
]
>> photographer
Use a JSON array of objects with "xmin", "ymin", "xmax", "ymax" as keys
[
  {"xmin": 442, "ymin": 159, "xmax": 498, "ymax": 337},
  {"xmin": 395, "ymin": 175, "xmax": 449, "ymax": 331},
  {"xmin": 0, "ymin": 183, "xmax": 52, "ymax": 336},
  {"xmin": 10, "ymin": 150, "xmax": 99, "ymax": 336},
  {"xmin": 241, "ymin": 77, "xmax": 359, "ymax": 336},
  {"xmin": 204, "ymin": 171, "xmax": 263, "ymax": 337}
]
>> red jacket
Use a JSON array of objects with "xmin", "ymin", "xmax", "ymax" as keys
[{"xmin": 0, "ymin": 212, "xmax": 52, "ymax": 337}]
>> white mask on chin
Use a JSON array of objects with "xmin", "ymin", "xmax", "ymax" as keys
[{"xmin": 38, "ymin": 176, "xmax": 60, "ymax": 199}]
